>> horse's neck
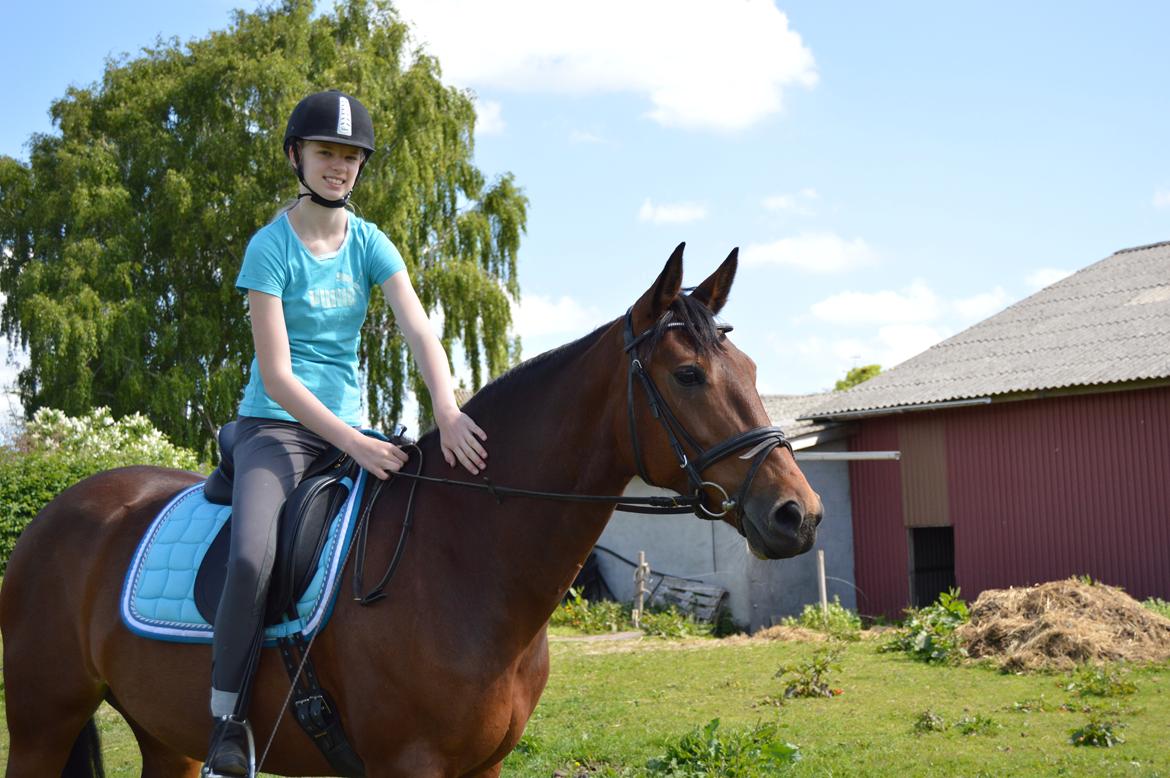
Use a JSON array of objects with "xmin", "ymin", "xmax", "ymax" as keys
[{"xmin": 438, "ymin": 326, "xmax": 633, "ymax": 641}]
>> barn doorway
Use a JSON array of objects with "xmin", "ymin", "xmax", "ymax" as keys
[{"xmin": 910, "ymin": 527, "xmax": 955, "ymax": 607}]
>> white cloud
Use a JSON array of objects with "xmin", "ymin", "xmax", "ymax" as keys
[
  {"xmin": 395, "ymin": 0, "xmax": 817, "ymax": 132},
  {"xmin": 954, "ymin": 286, "xmax": 1010, "ymax": 321},
  {"xmin": 475, "ymin": 99, "xmax": 505, "ymax": 135},
  {"xmin": 510, "ymin": 293, "xmax": 608, "ymax": 339},
  {"xmin": 771, "ymin": 324, "xmax": 949, "ymax": 393},
  {"xmin": 1153, "ymin": 188, "xmax": 1170, "ymax": 209},
  {"xmin": 762, "ymin": 188, "xmax": 818, "ymax": 216},
  {"xmin": 810, "ymin": 280, "xmax": 940, "ymax": 325},
  {"xmin": 639, "ymin": 198, "xmax": 707, "ymax": 225},
  {"xmin": 569, "ymin": 129, "xmax": 604, "ymax": 144},
  {"xmin": 1025, "ymin": 268, "xmax": 1073, "ymax": 289},
  {"xmin": 741, "ymin": 233, "xmax": 878, "ymax": 273}
]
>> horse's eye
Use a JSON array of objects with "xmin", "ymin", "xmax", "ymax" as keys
[{"xmin": 673, "ymin": 366, "xmax": 706, "ymax": 387}]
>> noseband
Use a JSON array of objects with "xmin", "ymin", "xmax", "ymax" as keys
[{"xmin": 622, "ymin": 308, "xmax": 792, "ymax": 524}]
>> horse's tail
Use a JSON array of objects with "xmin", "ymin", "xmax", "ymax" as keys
[{"xmin": 61, "ymin": 718, "xmax": 106, "ymax": 778}]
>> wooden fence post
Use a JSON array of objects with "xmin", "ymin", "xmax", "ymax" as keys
[{"xmin": 633, "ymin": 551, "xmax": 649, "ymax": 629}]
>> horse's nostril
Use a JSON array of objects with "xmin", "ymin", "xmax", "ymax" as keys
[{"xmin": 773, "ymin": 500, "xmax": 804, "ymax": 533}]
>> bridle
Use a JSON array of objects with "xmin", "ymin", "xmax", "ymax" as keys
[
  {"xmin": 621, "ymin": 307, "xmax": 792, "ymax": 523},
  {"xmin": 371, "ymin": 307, "xmax": 792, "ymax": 526},
  {"xmin": 350, "ymin": 306, "xmax": 793, "ymax": 603}
]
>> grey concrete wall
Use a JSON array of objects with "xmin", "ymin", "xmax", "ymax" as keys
[{"xmin": 595, "ymin": 440, "xmax": 855, "ymax": 631}]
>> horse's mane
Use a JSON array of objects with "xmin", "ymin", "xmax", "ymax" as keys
[{"xmin": 456, "ymin": 292, "xmax": 723, "ymax": 424}]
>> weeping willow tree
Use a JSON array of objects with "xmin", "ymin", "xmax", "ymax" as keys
[{"xmin": 0, "ymin": 0, "xmax": 526, "ymax": 454}]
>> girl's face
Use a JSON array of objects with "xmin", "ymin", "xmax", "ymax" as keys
[{"xmin": 293, "ymin": 140, "xmax": 365, "ymax": 197}]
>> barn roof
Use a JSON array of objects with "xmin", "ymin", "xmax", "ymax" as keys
[
  {"xmin": 802, "ymin": 240, "xmax": 1170, "ymax": 419},
  {"xmin": 761, "ymin": 393, "xmax": 839, "ymax": 446}
]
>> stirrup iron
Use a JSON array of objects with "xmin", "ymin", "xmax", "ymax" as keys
[{"xmin": 201, "ymin": 715, "xmax": 256, "ymax": 778}]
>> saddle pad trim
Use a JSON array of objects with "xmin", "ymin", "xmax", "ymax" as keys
[{"xmin": 120, "ymin": 472, "xmax": 368, "ymax": 645}]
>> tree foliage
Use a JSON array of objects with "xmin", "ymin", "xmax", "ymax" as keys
[
  {"xmin": 0, "ymin": 0, "xmax": 526, "ymax": 455},
  {"xmin": 834, "ymin": 364, "xmax": 881, "ymax": 391}
]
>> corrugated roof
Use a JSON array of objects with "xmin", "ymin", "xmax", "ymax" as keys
[
  {"xmin": 803, "ymin": 240, "xmax": 1170, "ymax": 419},
  {"xmin": 761, "ymin": 393, "xmax": 836, "ymax": 439}
]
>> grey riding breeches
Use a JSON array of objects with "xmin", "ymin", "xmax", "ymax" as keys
[{"xmin": 210, "ymin": 416, "xmax": 331, "ymax": 695}]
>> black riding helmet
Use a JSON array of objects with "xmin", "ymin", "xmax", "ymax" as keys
[{"xmin": 283, "ymin": 90, "xmax": 375, "ymax": 208}]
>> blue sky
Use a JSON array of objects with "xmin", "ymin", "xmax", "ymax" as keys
[{"xmin": 3, "ymin": 1, "xmax": 1169, "ymax": 422}]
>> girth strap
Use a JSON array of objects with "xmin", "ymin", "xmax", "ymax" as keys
[{"xmin": 276, "ymin": 635, "xmax": 365, "ymax": 777}]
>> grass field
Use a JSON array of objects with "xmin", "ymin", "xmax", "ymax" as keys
[{"xmin": 2, "ymin": 631, "xmax": 1168, "ymax": 776}]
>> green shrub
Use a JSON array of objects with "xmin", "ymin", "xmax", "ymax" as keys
[
  {"xmin": 781, "ymin": 597, "xmax": 862, "ymax": 640},
  {"xmin": 773, "ymin": 647, "xmax": 843, "ymax": 700},
  {"xmin": 0, "ymin": 407, "xmax": 203, "ymax": 573},
  {"xmin": 1143, "ymin": 597, "xmax": 1170, "ymax": 620},
  {"xmin": 1069, "ymin": 711, "xmax": 1125, "ymax": 747},
  {"xmin": 550, "ymin": 588, "xmax": 628, "ymax": 633},
  {"xmin": 880, "ymin": 589, "xmax": 970, "ymax": 664},
  {"xmin": 646, "ymin": 718, "xmax": 800, "ymax": 776},
  {"xmin": 550, "ymin": 589, "xmax": 714, "ymax": 638},
  {"xmin": 639, "ymin": 606, "xmax": 711, "ymax": 639},
  {"xmin": 1063, "ymin": 665, "xmax": 1137, "ymax": 698},
  {"xmin": 954, "ymin": 713, "xmax": 1000, "ymax": 736},
  {"xmin": 913, "ymin": 709, "xmax": 947, "ymax": 734}
]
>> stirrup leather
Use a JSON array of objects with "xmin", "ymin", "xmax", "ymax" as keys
[{"xmin": 202, "ymin": 715, "xmax": 256, "ymax": 778}]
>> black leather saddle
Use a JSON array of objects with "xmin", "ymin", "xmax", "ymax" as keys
[{"xmin": 193, "ymin": 421, "xmax": 361, "ymax": 626}]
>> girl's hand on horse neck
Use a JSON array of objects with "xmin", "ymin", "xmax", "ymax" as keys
[
  {"xmin": 434, "ymin": 404, "xmax": 487, "ymax": 474},
  {"xmin": 381, "ymin": 272, "xmax": 488, "ymax": 475}
]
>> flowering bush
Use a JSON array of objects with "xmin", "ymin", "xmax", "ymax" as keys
[
  {"xmin": 0, "ymin": 407, "xmax": 204, "ymax": 572},
  {"xmin": 20, "ymin": 407, "xmax": 201, "ymax": 469}
]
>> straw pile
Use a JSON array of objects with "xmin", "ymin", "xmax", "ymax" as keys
[{"xmin": 955, "ymin": 578, "xmax": 1170, "ymax": 671}]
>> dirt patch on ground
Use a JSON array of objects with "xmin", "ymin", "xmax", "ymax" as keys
[{"xmin": 955, "ymin": 578, "xmax": 1170, "ymax": 672}]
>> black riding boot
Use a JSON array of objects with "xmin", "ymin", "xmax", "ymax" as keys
[{"xmin": 202, "ymin": 715, "xmax": 253, "ymax": 778}]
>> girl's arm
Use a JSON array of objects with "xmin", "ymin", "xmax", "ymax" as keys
[
  {"xmin": 248, "ymin": 290, "xmax": 408, "ymax": 479},
  {"xmin": 381, "ymin": 272, "xmax": 487, "ymax": 474}
]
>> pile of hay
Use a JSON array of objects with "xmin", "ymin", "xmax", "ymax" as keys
[{"xmin": 955, "ymin": 578, "xmax": 1170, "ymax": 671}]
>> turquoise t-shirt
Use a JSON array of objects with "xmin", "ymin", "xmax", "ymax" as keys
[{"xmin": 236, "ymin": 210, "xmax": 405, "ymax": 424}]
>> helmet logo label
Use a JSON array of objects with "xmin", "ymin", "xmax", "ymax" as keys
[{"xmin": 337, "ymin": 96, "xmax": 352, "ymax": 137}]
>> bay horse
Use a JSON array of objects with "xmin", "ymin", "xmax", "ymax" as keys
[{"xmin": 1, "ymin": 244, "xmax": 822, "ymax": 777}]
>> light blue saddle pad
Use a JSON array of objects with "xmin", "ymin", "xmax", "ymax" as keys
[{"xmin": 120, "ymin": 470, "xmax": 369, "ymax": 645}]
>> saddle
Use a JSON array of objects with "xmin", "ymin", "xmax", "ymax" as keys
[{"xmin": 193, "ymin": 421, "xmax": 362, "ymax": 626}]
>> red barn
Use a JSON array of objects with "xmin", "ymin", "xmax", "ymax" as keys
[{"xmin": 802, "ymin": 241, "xmax": 1170, "ymax": 619}]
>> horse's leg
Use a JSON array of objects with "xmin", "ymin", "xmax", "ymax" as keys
[
  {"xmin": 2, "ymin": 643, "xmax": 105, "ymax": 776},
  {"xmin": 120, "ymin": 711, "xmax": 202, "ymax": 778}
]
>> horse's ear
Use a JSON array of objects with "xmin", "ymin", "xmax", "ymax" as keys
[
  {"xmin": 690, "ymin": 248, "xmax": 738, "ymax": 314},
  {"xmin": 630, "ymin": 242, "xmax": 685, "ymax": 329}
]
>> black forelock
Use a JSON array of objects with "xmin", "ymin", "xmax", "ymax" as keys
[{"xmin": 642, "ymin": 292, "xmax": 726, "ymax": 360}]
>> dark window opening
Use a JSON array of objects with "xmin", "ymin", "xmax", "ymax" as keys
[{"xmin": 910, "ymin": 526, "xmax": 955, "ymax": 607}]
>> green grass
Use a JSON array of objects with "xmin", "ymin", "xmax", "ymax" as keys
[{"xmin": 3, "ymin": 634, "xmax": 1169, "ymax": 776}]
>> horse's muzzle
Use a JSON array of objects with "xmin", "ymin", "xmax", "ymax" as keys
[{"xmin": 742, "ymin": 495, "xmax": 822, "ymax": 559}]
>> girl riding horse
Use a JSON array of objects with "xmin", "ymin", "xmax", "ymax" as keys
[{"xmin": 201, "ymin": 90, "xmax": 487, "ymax": 776}]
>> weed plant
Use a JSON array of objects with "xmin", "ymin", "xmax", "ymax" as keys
[
  {"xmin": 772, "ymin": 647, "xmax": 843, "ymax": 700},
  {"xmin": 550, "ymin": 589, "xmax": 711, "ymax": 638},
  {"xmin": 638, "ymin": 607, "xmax": 710, "ymax": 639},
  {"xmin": 1142, "ymin": 597, "xmax": 1170, "ymax": 620},
  {"xmin": 913, "ymin": 709, "xmax": 948, "ymax": 734},
  {"xmin": 646, "ymin": 718, "xmax": 800, "ymax": 776},
  {"xmin": 780, "ymin": 597, "xmax": 861, "ymax": 640},
  {"xmin": 1063, "ymin": 665, "xmax": 1137, "ymax": 698},
  {"xmin": 1069, "ymin": 710, "xmax": 1126, "ymax": 747},
  {"xmin": 954, "ymin": 712, "xmax": 1001, "ymax": 736},
  {"xmin": 880, "ymin": 588, "xmax": 970, "ymax": 664},
  {"xmin": 551, "ymin": 588, "xmax": 628, "ymax": 633}
]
